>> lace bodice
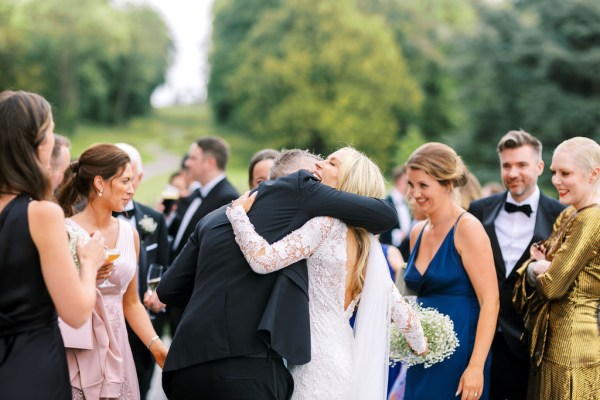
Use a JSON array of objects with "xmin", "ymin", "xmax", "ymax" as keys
[{"xmin": 227, "ymin": 206, "xmax": 426, "ymax": 398}]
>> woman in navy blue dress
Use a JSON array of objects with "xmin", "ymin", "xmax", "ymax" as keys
[
  {"xmin": 0, "ymin": 91, "xmax": 106, "ymax": 399},
  {"xmin": 403, "ymin": 143, "xmax": 499, "ymax": 400}
]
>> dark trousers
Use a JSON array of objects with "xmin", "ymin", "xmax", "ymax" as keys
[
  {"xmin": 127, "ymin": 312, "xmax": 167, "ymax": 399},
  {"xmin": 490, "ymin": 331, "xmax": 529, "ymax": 400},
  {"xmin": 163, "ymin": 356, "xmax": 293, "ymax": 400}
]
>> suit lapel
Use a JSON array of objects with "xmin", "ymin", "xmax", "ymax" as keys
[
  {"xmin": 484, "ymin": 193, "xmax": 508, "ymax": 282},
  {"xmin": 133, "ymin": 202, "xmax": 148, "ymax": 293}
]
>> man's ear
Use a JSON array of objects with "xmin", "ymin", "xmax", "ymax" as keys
[{"xmin": 536, "ymin": 159, "xmax": 544, "ymax": 177}]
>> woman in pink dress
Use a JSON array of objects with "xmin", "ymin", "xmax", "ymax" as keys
[{"xmin": 57, "ymin": 143, "xmax": 168, "ymax": 399}]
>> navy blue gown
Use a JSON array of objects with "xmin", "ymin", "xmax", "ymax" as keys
[
  {"xmin": 404, "ymin": 215, "xmax": 491, "ymax": 400},
  {"xmin": 0, "ymin": 195, "xmax": 71, "ymax": 399}
]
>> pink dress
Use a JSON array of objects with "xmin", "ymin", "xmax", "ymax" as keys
[{"xmin": 62, "ymin": 218, "xmax": 140, "ymax": 400}]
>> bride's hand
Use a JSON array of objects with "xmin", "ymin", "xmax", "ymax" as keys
[
  {"xmin": 231, "ymin": 191, "xmax": 258, "ymax": 213},
  {"xmin": 413, "ymin": 339, "xmax": 428, "ymax": 356}
]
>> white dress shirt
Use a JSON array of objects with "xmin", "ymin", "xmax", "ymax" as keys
[
  {"xmin": 389, "ymin": 189, "xmax": 412, "ymax": 247},
  {"xmin": 495, "ymin": 186, "xmax": 540, "ymax": 277},
  {"xmin": 172, "ymin": 174, "xmax": 225, "ymax": 250}
]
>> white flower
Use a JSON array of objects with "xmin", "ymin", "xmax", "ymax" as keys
[
  {"xmin": 138, "ymin": 215, "xmax": 158, "ymax": 235},
  {"xmin": 389, "ymin": 299, "xmax": 460, "ymax": 368}
]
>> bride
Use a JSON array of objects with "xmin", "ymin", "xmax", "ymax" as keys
[{"xmin": 226, "ymin": 147, "xmax": 427, "ymax": 399}]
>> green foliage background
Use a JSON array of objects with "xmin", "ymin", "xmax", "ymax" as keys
[{"xmin": 2, "ymin": 0, "xmax": 599, "ymax": 197}]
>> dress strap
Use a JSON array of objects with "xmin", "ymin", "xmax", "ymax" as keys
[{"xmin": 453, "ymin": 212, "xmax": 467, "ymax": 229}]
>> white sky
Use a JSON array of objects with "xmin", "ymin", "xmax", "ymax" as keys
[{"xmin": 123, "ymin": 0, "xmax": 213, "ymax": 107}]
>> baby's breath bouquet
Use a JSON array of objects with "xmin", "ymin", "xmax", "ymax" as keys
[
  {"xmin": 389, "ymin": 297, "xmax": 459, "ymax": 368},
  {"xmin": 65, "ymin": 223, "xmax": 88, "ymax": 270}
]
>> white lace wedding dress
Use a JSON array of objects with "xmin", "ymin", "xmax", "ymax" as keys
[{"xmin": 227, "ymin": 206, "xmax": 426, "ymax": 400}]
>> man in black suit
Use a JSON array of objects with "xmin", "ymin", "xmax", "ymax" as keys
[
  {"xmin": 114, "ymin": 143, "xmax": 170, "ymax": 400},
  {"xmin": 379, "ymin": 165, "xmax": 412, "ymax": 260},
  {"xmin": 157, "ymin": 149, "xmax": 398, "ymax": 400},
  {"xmin": 468, "ymin": 130, "xmax": 565, "ymax": 400},
  {"xmin": 167, "ymin": 136, "xmax": 238, "ymax": 333}
]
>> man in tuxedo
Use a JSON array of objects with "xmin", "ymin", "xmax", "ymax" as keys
[
  {"xmin": 468, "ymin": 130, "xmax": 565, "ymax": 400},
  {"xmin": 167, "ymin": 136, "xmax": 238, "ymax": 333},
  {"xmin": 114, "ymin": 143, "xmax": 170, "ymax": 400},
  {"xmin": 157, "ymin": 149, "xmax": 398, "ymax": 400},
  {"xmin": 379, "ymin": 165, "xmax": 412, "ymax": 259}
]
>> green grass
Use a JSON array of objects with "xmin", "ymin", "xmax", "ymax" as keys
[{"xmin": 68, "ymin": 104, "xmax": 260, "ymax": 205}]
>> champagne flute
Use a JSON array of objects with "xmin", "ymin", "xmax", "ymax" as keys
[
  {"xmin": 146, "ymin": 264, "xmax": 164, "ymax": 320},
  {"xmin": 98, "ymin": 248, "xmax": 120, "ymax": 288},
  {"xmin": 147, "ymin": 263, "xmax": 164, "ymax": 296}
]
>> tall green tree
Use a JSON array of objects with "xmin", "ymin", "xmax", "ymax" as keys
[
  {"xmin": 208, "ymin": 0, "xmax": 281, "ymax": 123},
  {"xmin": 0, "ymin": 0, "xmax": 171, "ymax": 131},
  {"xmin": 213, "ymin": 0, "xmax": 422, "ymax": 168},
  {"xmin": 358, "ymin": 0, "xmax": 477, "ymax": 143},
  {"xmin": 457, "ymin": 0, "xmax": 600, "ymax": 184}
]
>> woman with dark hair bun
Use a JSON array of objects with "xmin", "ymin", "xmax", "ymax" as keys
[
  {"xmin": 403, "ymin": 143, "xmax": 499, "ymax": 400},
  {"xmin": 0, "ymin": 90, "xmax": 106, "ymax": 399},
  {"xmin": 57, "ymin": 143, "xmax": 168, "ymax": 399}
]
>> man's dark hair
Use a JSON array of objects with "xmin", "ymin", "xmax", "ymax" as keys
[
  {"xmin": 195, "ymin": 136, "xmax": 230, "ymax": 170},
  {"xmin": 497, "ymin": 130, "xmax": 542, "ymax": 160}
]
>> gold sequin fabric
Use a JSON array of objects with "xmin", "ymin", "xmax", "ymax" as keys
[{"xmin": 517, "ymin": 206, "xmax": 600, "ymax": 400}]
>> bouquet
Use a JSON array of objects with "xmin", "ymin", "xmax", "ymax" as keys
[{"xmin": 389, "ymin": 298, "xmax": 459, "ymax": 368}]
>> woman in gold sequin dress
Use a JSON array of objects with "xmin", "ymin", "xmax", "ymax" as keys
[{"xmin": 513, "ymin": 137, "xmax": 600, "ymax": 400}]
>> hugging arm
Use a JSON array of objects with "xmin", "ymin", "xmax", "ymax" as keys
[
  {"xmin": 389, "ymin": 285, "xmax": 427, "ymax": 354},
  {"xmin": 301, "ymin": 175, "xmax": 397, "ymax": 234},
  {"xmin": 226, "ymin": 205, "xmax": 333, "ymax": 273}
]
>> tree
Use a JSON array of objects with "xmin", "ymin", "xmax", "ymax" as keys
[
  {"xmin": 457, "ymin": 0, "xmax": 600, "ymax": 184},
  {"xmin": 215, "ymin": 0, "xmax": 422, "ymax": 168}
]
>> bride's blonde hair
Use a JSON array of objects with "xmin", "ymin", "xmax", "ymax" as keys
[{"xmin": 335, "ymin": 147, "xmax": 386, "ymax": 302}]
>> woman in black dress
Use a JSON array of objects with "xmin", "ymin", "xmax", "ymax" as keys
[{"xmin": 0, "ymin": 90, "xmax": 106, "ymax": 399}]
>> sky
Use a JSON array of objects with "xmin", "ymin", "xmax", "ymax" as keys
[{"xmin": 126, "ymin": 0, "xmax": 213, "ymax": 107}]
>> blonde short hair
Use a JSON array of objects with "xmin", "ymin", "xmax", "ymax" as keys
[{"xmin": 554, "ymin": 137, "xmax": 600, "ymax": 193}]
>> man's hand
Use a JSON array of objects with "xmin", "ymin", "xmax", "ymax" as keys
[{"xmin": 144, "ymin": 290, "xmax": 166, "ymax": 313}]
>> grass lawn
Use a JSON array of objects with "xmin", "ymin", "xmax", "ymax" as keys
[{"xmin": 68, "ymin": 104, "xmax": 260, "ymax": 205}]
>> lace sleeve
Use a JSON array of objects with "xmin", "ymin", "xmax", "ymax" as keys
[
  {"xmin": 389, "ymin": 284, "xmax": 427, "ymax": 353},
  {"xmin": 226, "ymin": 205, "xmax": 334, "ymax": 274}
]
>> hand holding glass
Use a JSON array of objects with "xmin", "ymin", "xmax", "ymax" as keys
[{"xmin": 98, "ymin": 248, "xmax": 120, "ymax": 288}]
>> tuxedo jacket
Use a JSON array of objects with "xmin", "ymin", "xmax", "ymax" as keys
[
  {"xmin": 157, "ymin": 170, "xmax": 398, "ymax": 372},
  {"xmin": 468, "ymin": 191, "xmax": 565, "ymax": 358},
  {"xmin": 168, "ymin": 178, "xmax": 238, "ymax": 261}
]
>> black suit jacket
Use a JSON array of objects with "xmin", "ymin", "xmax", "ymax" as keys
[
  {"xmin": 168, "ymin": 177, "xmax": 239, "ymax": 261},
  {"xmin": 468, "ymin": 191, "xmax": 565, "ymax": 358},
  {"xmin": 157, "ymin": 170, "xmax": 398, "ymax": 372}
]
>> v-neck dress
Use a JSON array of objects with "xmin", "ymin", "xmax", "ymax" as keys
[{"xmin": 404, "ymin": 214, "xmax": 491, "ymax": 400}]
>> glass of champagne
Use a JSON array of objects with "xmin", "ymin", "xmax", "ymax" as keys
[
  {"xmin": 146, "ymin": 264, "xmax": 164, "ymax": 320},
  {"xmin": 98, "ymin": 248, "xmax": 120, "ymax": 288},
  {"xmin": 161, "ymin": 185, "xmax": 180, "ymax": 216},
  {"xmin": 146, "ymin": 263, "xmax": 164, "ymax": 296}
]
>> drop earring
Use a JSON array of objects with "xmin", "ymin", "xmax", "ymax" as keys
[{"xmin": 99, "ymin": 188, "xmax": 104, "ymax": 197}]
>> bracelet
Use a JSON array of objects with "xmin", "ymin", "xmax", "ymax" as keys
[{"xmin": 147, "ymin": 335, "xmax": 160, "ymax": 350}]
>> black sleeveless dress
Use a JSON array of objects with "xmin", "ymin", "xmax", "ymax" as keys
[{"xmin": 0, "ymin": 195, "xmax": 70, "ymax": 399}]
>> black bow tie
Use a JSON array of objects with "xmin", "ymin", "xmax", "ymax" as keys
[
  {"xmin": 113, "ymin": 210, "xmax": 134, "ymax": 219},
  {"xmin": 191, "ymin": 188, "xmax": 204, "ymax": 200},
  {"xmin": 504, "ymin": 202, "xmax": 532, "ymax": 217}
]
